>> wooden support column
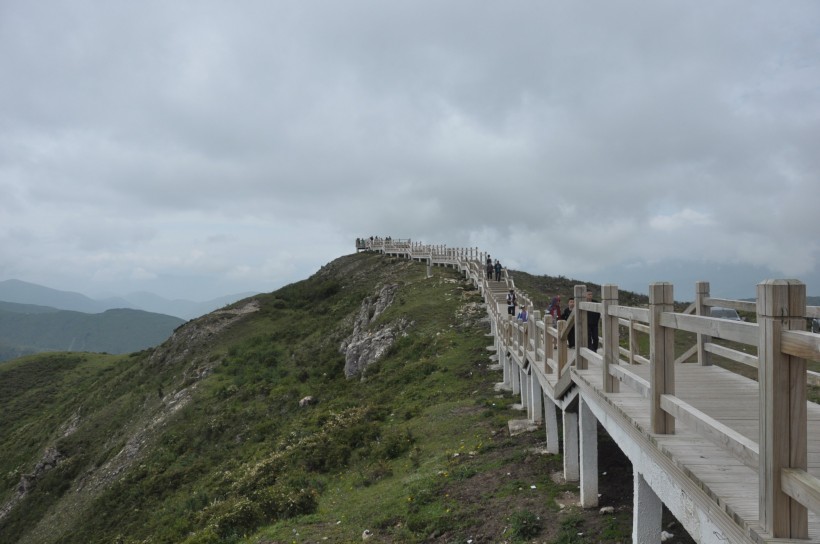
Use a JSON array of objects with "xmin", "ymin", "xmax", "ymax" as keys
[
  {"xmin": 633, "ymin": 471, "xmax": 662, "ymax": 544},
  {"xmin": 579, "ymin": 396, "xmax": 599, "ymax": 507},
  {"xmin": 695, "ymin": 281, "xmax": 712, "ymax": 366},
  {"xmin": 602, "ymin": 284, "xmax": 620, "ymax": 393},
  {"xmin": 563, "ymin": 409, "xmax": 580, "ymax": 482},
  {"xmin": 757, "ymin": 279, "xmax": 808, "ymax": 539},
  {"xmin": 649, "ymin": 282, "xmax": 675, "ymax": 434},
  {"xmin": 575, "ymin": 285, "xmax": 588, "ymax": 370},
  {"xmin": 544, "ymin": 395, "xmax": 560, "ymax": 454}
]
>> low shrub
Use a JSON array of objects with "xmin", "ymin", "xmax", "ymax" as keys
[{"xmin": 509, "ymin": 510, "xmax": 542, "ymax": 540}]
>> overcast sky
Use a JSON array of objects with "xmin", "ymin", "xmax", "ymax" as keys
[{"xmin": 2, "ymin": 1, "xmax": 818, "ymax": 303}]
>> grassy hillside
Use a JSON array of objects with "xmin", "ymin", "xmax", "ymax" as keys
[
  {"xmin": 507, "ymin": 269, "xmax": 649, "ymax": 311},
  {"xmin": 0, "ymin": 253, "xmax": 642, "ymax": 544},
  {"xmin": 0, "ymin": 305, "xmax": 185, "ymax": 361}
]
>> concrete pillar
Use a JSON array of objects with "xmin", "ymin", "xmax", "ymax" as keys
[
  {"xmin": 511, "ymin": 362, "xmax": 521, "ymax": 396},
  {"xmin": 497, "ymin": 349, "xmax": 507, "ymax": 388},
  {"xmin": 563, "ymin": 409, "xmax": 579, "ymax": 482},
  {"xmin": 544, "ymin": 395, "xmax": 560, "ymax": 454},
  {"xmin": 530, "ymin": 372, "xmax": 543, "ymax": 423},
  {"xmin": 519, "ymin": 367, "xmax": 528, "ymax": 408},
  {"xmin": 579, "ymin": 397, "xmax": 599, "ymax": 507},
  {"xmin": 501, "ymin": 349, "xmax": 511, "ymax": 389},
  {"xmin": 633, "ymin": 471, "xmax": 662, "ymax": 544}
]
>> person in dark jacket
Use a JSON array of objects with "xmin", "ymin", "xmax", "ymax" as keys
[
  {"xmin": 494, "ymin": 260, "xmax": 502, "ymax": 282},
  {"xmin": 586, "ymin": 290, "xmax": 600, "ymax": 352},
  {"xmin": 506, "ymin": 289, "xmax": 517, "ymax": 316},
  {"xmin": 560, "ymin": 297, "xmax": 575, "ymax": 348},
  {"xmin": 546, "ymin": 296, "xmax": 561, "ymax": 324}
]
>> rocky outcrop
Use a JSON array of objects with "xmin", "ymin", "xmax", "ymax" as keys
[
  {"xmin": 0, "ymin": 447, "xmax": 65, "ymax": 522},
  {"xmin": 340, "ymin": 284, "xmax": 408, "ymax": 379}
]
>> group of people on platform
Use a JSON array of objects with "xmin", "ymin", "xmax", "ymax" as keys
[
  {"xmin": 356, "ymin": 236, "xmax": 392, "ymax": 246},
  {"xmin": 505, "ymin": 288, "xmax": 600, "ymax": 352},
  {"xmin": 485, "ymin": 255, "xmax": 503, "ymax": 282}
]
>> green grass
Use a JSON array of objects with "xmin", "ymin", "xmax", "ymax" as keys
[{"xmin": 0, "ymin": 253, "xmax": 681, "ymax": 543}]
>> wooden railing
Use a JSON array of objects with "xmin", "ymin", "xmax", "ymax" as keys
[{"xmin": 363, "ymin": 237, "xmax": 820, "ymax": 540}]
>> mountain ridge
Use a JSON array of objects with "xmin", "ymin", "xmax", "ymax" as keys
[
  {"xmin": 0, "ymin": 279, "xmax": 256, "ymax": 320},
  {"xmin": 0, "ymin": 254, "xmax": 655, "ymax": 543},
  {"xmin": 0, "ymin": 305, "xmax": 186, "ymax": 361}
]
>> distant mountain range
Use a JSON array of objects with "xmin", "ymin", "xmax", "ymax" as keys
[
  {"xmin": 0, "ymin": 279, "xmax": 258, "ymax": 362},
  {"xmin": 0, "ymin": 301, "xmax": 186, "ymax": 361},
  {"xmin": 0, "ymin": 279, "xmax": 256, "ymax": 320}
]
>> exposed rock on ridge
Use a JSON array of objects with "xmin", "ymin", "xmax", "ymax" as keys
[{"xmin": 340, "ymin": 284, "xmax": 408, "ymax": 378}]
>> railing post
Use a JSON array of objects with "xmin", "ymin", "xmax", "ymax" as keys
[
  {"xmin": 628, "ymin": 319, "xmax": 637, "ymax": 365},
  {"xmin": 649, "ymin": 282, "xmax": 675, "ymax": 434},
  {"xmin": 602, "ymin": 284, "xmax": 619, "ymax": 393},
  {"xmin": 757, "ymin": 279, "xmax": 808, "ymax": 539},
  {"xmin": 531, "ymin": 311, "xmax": 541, "ymax": 364},
  {"xmin": 557, "ymin": 320, "xmax": 567, "ymax": 378},
  {"xmin": 695, "ymin": 281, "xmax": 712, "ymax": 366},
  {"xmin": 544, "ymin": 318, "xmax": 554, "ymax": 373},
  {"xmin": 575, "ymin": 284, "xmax": 587, "ymax": 370}
]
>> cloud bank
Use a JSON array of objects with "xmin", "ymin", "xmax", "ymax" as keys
[{"xmin": 1, "ymin": 1, "xmax": 818, "ymax": 301}]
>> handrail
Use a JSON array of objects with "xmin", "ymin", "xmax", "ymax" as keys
[
  {"xmin": 703, "ymin": 343, "xmax": 758, "ymax": 368},
  {"xmin": 782, "ymin": 469, "xmax": 820, "ymax": 516},
  {"xmin": 659, "ymin": 312, "xmax": 758, "ymax": 345},
  {"xmin": 782, "ymin": 330, "xmax": 820, "ymax": 360},
  {"xmin": 609, "ymin": 306, "xmax": 649, "ymax": 323},
  {"xmin": 703, "ymin": 297, "xmax": 757, "ymax": 313}
]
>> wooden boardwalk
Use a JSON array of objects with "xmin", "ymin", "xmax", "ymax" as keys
[
  {"xmin": 575, "ymin": 362, "xmax": 820, "ymax": 541},
  {"xmin": 365, "ymin": 238, "xmax": 820, "ymax": 543}
]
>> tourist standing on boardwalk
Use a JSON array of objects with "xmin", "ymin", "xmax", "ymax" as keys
[
  {"xmin": 560, "ymin": 297, "xmax": 575, "ymax": 348},
  {"xmin": 486, "ymin": 255, "xmax": 493, "ymax": 279},
  {"xmin": 506, "ymin": 289, "xmax": 517, "ymax": 316},
  {"xmin": 494, "ymin": 260, "xmax": 502, "ymax": 282},
  {"xmin": 585, "ymin": 290, "xmax": 600, "ymax": 352},
  {"xmin": 517, "ymin": 305, "xmax": 528, "ymax": 322},
  {"xmin": 546, "ymin": 296, "xmax": 562, "ymax": 325}
]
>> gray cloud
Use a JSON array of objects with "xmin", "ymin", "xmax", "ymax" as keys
[{"xmin": 1, "ymin": 1, "xmax": 818, "ymax": 301}]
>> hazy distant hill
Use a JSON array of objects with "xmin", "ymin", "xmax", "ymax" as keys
[
  {"xmin": 0, "ymin": 279, "xmax": 122, "ymax": 313},
  {"xmin": 0, "ymin": 304, "xmax": 185, "ymax": 361},
  {"xmin": 121, "ymin": 290, "xmax": 258, "ymax": 319},
  {"xmin": 0, "ymin": 279, "xmax": 256, "ymax": 319}
]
